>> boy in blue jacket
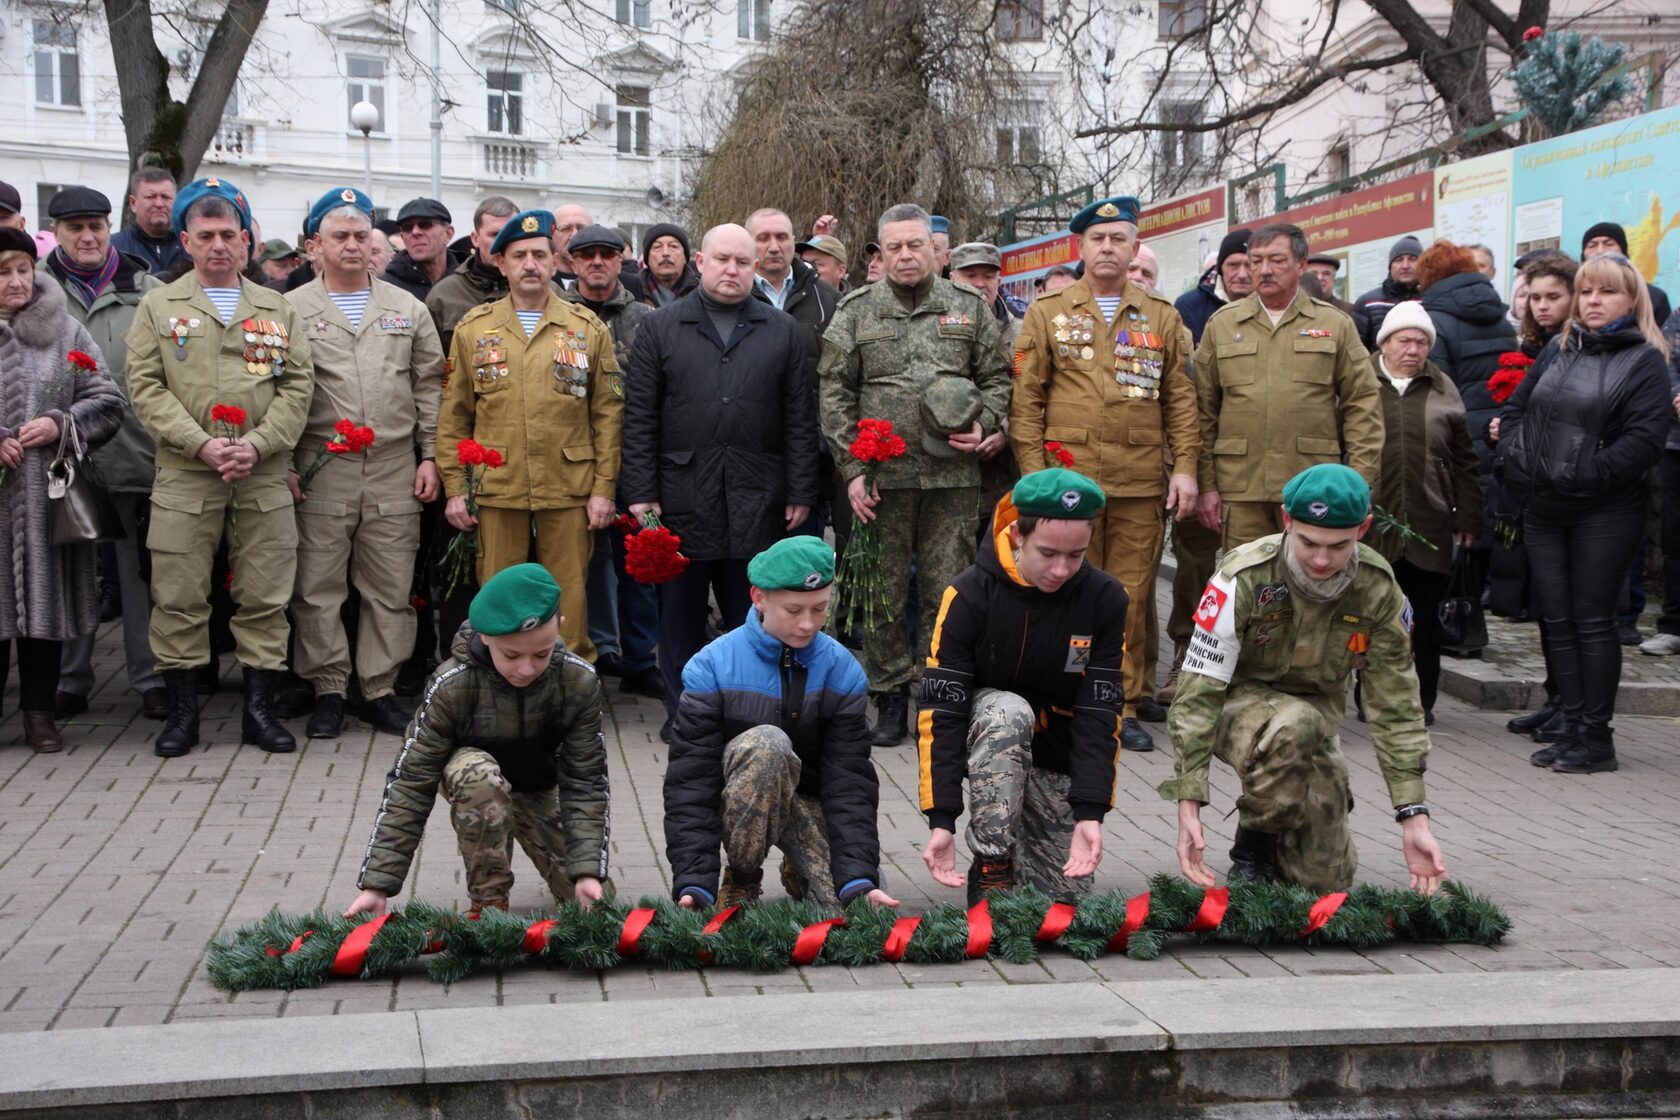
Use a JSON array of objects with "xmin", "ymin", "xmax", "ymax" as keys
[{"xmin": 664, "ymin": 536, "xmax": 899, "ymax": 911}]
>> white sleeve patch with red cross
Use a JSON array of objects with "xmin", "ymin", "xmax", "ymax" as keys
[{"xmin": 1182, "ymin": 572, "xmax": 1237, "ymax": 684}]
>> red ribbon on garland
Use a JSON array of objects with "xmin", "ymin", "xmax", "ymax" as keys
[
  {"xmin": 1036, "ymin": 901, "xmax": 1076, "ymax": 942},
  {"xmin": 521, "ymin": 920, "xmax": 557, "ymax": 954},
  {"xmin": 1106, "ymin": 892, "xmax": 1151, "ymax": 952},
  {"xmin": 1185, "ymin": 887, "xmax": 1230, "ymax": 932},
  {"xmin": 882, "ymin": 916, "xmax": 920, "ymax": 962},
  {"xmin": 698, "ymin": 904, "xmax": 740, "ymax": 965},
  {"xmin": 330, "ymin": 913, "xmax": 390, "ymax": 976},
  {"xmin": 965, "ymin": 900, "xmax": 993, "ymax": 959},
  {"xmin": 1299, "ymin": 892, "xmax": 1348, "ymax": 937},
  {"xmin": 266, "ymin": 930, "xmax": 313, "ymax": 958},
  {"xmin": 790, "ymin": 917, "xmax": 846, "ymax": 966},
  {"xmin": 616, "ymin": 907, "xmax": 657, "ymax": 957}
]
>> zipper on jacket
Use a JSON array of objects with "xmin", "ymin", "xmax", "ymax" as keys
[{"xmin": 780, "ymin": 646, "xmax": 797, "ymax": 724}]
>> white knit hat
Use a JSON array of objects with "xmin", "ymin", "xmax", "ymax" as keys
[{"xmin": 1376, "ymin": 299, "xmax": 1436, "ymax": 347}]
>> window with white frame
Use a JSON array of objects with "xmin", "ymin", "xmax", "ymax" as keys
[
  {"xmin": 345, "ymin": 55, "xmax": 386, "ymax": 130},
  {"xmin": 487, "ymin": 70, "xmax": 524, "ymax": 135},
  {"xmin": 995, "ymin": 102, "xmax": 1044, "ymax": 166},
  {"xmin": 1159, "ymin": 100, "xmax": 1204, "ymax": 167},
  {"xmin": 616, "ymin": 85, "xmax": 651, "ymax": 155},
  {"xmin": 33, "ymin": 19, "xmax": 80, "ymax": 107},
  {"xmin": 616, "ymin": 0, "xmax": 651, "ymax": 28},
  {"xmin": 737, "ymin": 0, "xmax": 770, "ymax": 40}
]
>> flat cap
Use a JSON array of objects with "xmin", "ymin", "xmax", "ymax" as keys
[
  {"xmin": 396, "ymin": 197, "xmax": 451, "ymax": 225},
  {"xmin": 256, "ymin": 238, "xmax": 302, "ymax": 264},
  {"xmin": 1306, "ymin": 251, "xmax": 1341, "ymax": 269},
  {"xmin": 1012, "ymin": 468, "xmax": 1105, "ymax": 520},
  {"xmin": 567, "ymin": 224, "xmax": 626, "ymax": 255},
  {"xmin": 950, "ymin": 242, "xmax": 1002, "ymax": 272},
  {"xmin": 921, "ymin": 376, "xmax": 983, "ymax": 458},
  {"xmin": 47, "ymin": 186, "xmax": 112, "ymax": 221},
  {"xmin": 470, "ymin": 563, "xmax": 561, "ymax": 636},
  {"xmin": 1282, "ymin": 464, "xmax": 1371, "ymax": 529},
  {"xmin": 490, "ymin": 209, "xmax": 554, "ymax": 257},
  {"xmin": 171, "ymin": 176, "xmax": 252, "ymax": 236},
  {"xmin": 796, "ymin": 234, "xmax": 847, "ymax": 265},
  {"xmin": 0, "ymin": 180, "xmax": 19, "ymax": 215},
  {"xmin": 1070, "ymin": 196, "xmax": 1139, "ymax": 234},
  {"xmin": 307, "ymin": 186, "xmax": 373, "ymax": 237},
  {"xmin": 747, "ymin": 536, "xmax": 835, "ymax": 592}
]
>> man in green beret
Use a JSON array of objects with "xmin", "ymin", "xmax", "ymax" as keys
[
  {"xmin": 1161, "ymin": 463, "xmax": 1449, "ymax": 894},
  {"xmin": 344, "ymin": 563, "xmax": 610, "ymax": 919},
  {"xmin": 917, "ymin": 468, "xmax": 1130, "ymax": 904},
  {"xmin": 664, "ymin": 537, "xmax": 897, "ymax": 911}
]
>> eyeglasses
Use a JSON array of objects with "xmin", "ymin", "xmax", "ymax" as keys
[
  {"xmin": 572, "ymin": 248, "xmax": 620, "ymax": 261},
  {"xmin": 400, "ymin": 219, "xmax": 440, "ymax": 233}
]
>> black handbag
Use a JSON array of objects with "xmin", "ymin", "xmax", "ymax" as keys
[
  {"xmin": 1437, "ymin": 545, "xmax": 1488, "ymax": 655},
  {"xmin": 46, "ymin": 412, "xmax": 126, "ymax": 545}
]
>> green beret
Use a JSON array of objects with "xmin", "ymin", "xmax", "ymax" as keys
[
  {"xmin": 747, "ymin": 536, "xmax": 834, "ymax": 591},
  {"xmin": 1011, "ymin": 468, "xmax": 1106, "ymax": 520},
  {"xmin": 1282, "ymin": 464, "xmax": 1371, "ymax": 528},
  {"xmin": 469, "ymin": 563, "xmax": 560, "ymax": 636}
]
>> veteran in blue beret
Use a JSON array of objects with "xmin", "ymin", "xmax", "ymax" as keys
[
  {"xmin": 929, "ymin": 213, "xmax": 952, "ymax": 272},
  {"xmin": 663, "ymin": 534, "xmax": 894, "ymax": 912},
  {"xmin": 1160, "ymin": 461, "xmax": 1446, "ymax": 897},
  {"xmin": 1008, "ymin": 192, "xmax": 1200, "ymax": 753},
  {"xmin": 436, "ymin": 205, "xmax": 623, "ymax": 668}
]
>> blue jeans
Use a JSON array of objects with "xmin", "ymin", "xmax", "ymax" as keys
[{"xmin": 585, "ymin": 528, "xmax": 659, "ymax": 672}]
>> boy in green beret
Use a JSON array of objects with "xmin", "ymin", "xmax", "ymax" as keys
[
  {"xmin": 344, "ymin": 563, "xmax": 610, "ymax": 918},
  {"xmin": 1162, "ymin": 463, "xmax": 1449, "ymax": 894},
  {"xmin": 664, "ymin": 536, "xmax": 898, "ymax": 911},
  {"xmin": 918, "ymin": 468, "xmax": 1131, "ymax": 905}
]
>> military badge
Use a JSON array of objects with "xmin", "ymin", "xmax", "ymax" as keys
[
  {"xmin": 1063, "ymin": 635, "xmax": 1092, "ymax": 672},
  {"xmin": 1298, "ymin": 328, "xmax": 1333, "ymax": 338},
  {"xmin": 340, "ymin": 188, "xmax": 357, "ymax": 203},
  {"xmin": 521, "ymin": 215, "xmax": 540, "ymax": 233}
]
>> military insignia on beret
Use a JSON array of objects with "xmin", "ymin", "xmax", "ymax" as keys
[
  {"xmin": 519, "ymin": 615, "xmax": 541, "ymax": 632},
  {"xmin": 205, "ymin": 177, "xmax": 220, "ymax": 188},
  {"xmin": 1096, "ymin": 202, "xmax": 1120, "ymax": 218},
  {"xmin": 1061, "ymin": 489, "xmax": 1081, "ymax": 511},
  {"xmin": 1308, "ymin": 500, "xmax": 1330, "ymax": 520},
  {"xmin": 803, "ymin": 572, "xmax": 823, "ymax": 590},
  {"xmin": 521, "ymin": 215, "xmax": 540, "ymax": 233},
  {"xmin": 341, "ymin": 189, "xmax": 357, "ymax": 203}
]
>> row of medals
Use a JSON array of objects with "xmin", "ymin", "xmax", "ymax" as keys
[
  {"xmin": 241, "ymin": 318, "xmax": 289, "ymax": 377},
  {"xmin": 1051, "ymin": 309, "xmax": 1164, "ymax": 400}
]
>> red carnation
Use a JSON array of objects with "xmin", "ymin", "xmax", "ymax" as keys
[
  {"xmin": 482, "ymin": 448, "xmax": 504, "ymax": 469},
  {"xmin": 848, "ymin": 417, "xmax": 909, "ymax": 465},
  {"xmin": 456, "ymin": 439, "xmax": 486, "ymax": 468},
  {"xmin": 210, "ymin": 403, "xmax": 248, "ymax": 428},
  {"xmin": 67, "ymin": 350, "xmax": 98, "ymax": 371},
  {"xmin": 1045, "ymin": 440, "xmax": 1075, "ymax": 468},
  {"xmin": 325, "ymin": 441, "xmax": 354, "ymax": 455},
  {"xmin": 335, "ymin": 418, "xmax": 356, "ymax": 437},
  {"xmin": 611, "ymin": 512, "xmax": 639, "ymax": 533},
  {"xmin": 625, "ymin": 514, "xmax": 690, "ymax": 584},
  {"xmin": 1488, "ymin": 368, "xmax": 1526, "ymax": 405},
  {"xmin": 1522, "ymin": 24, "xmax": 1544, "ymax": 41}
]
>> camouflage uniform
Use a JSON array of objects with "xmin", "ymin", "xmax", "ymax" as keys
[
  {"xmin": 965, "ymin": 689, "xmax": 1087, "ymax": 900},
  {"xmin": 1159, "ymin": 535, "xmax": 1429, "ymax": 892},
  {"xmin": 442, "ymin": 748, "xmax": 576, "ymax": 905},
  {"xmin": 818, "ymin": 278, "xmax": 1012, "ymax": 691},
  {"xmin": 718, "ymin": 726, "xmax": 839, "ymax": 910}
]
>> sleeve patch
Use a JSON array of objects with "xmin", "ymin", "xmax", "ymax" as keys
[
  {"xmin": 1012, "ymin": 348, "xmax": 1029, "ymax": 378},
  {"xmin": 1183, "ymin": 573, "xmax": 1237, "ymax": 684}
]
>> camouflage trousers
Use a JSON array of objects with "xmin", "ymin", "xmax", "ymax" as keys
[
  {"xmin": 442, "ymin": 748, "xmax": 575, "ymax": 907},
  {"xmin": 862, "ymin": 487, "xmax": 979, "ymax": 692},
  {"xmin": 1212, "ymin": 681, "xmax": 1358, "ymax": 893},
  {"xmin": 721, "ymin": 726, "xmax": 839, "ymax": 910},
  {"xmin": 964, "ymin": 688, "xmax": 1089, "ymax": 901}
]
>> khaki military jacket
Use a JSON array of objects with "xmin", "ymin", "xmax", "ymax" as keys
[
  {"xmin": 125, "ymin": 272, "xmax": 314, "ymax": 474},
  {"xmin": 437, "ymin": 292, "xmax": 622, "ymax": 509},
  {"xmin": 818, "ymin": 277, "xmax": 1011, "ymax": 491},
  {"xmin": 286, "ymin": 277, "xmax": 445, "ymax": 467},
  {"xmin": 1009, "ymin": 278, "xmax": 1199, "ymax": 496},
  {"xmin": 1193, "ymin": 289, "xmax": 1382, "ymax": 500},
  {"xmin": 1159, "ymin": 535, "xmax": 1428, "ymax": 808}
]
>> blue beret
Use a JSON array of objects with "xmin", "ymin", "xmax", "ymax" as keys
[
  {"xmin": 747, "ymin": 537, "xmax": 834, "ymax": 592},
  {"xmin": 490, "ymin": 210, "xmax": 555, "ymax": 257},
  {"xmin": 1281, "ymin": 464, "xmax": 1371, "ymax": 528},
  {"xmin": 1069, "ymin": 196, "xmax": 1140, "ymax": 234},
  {"xmin": 307, "ymin": 186, "xmax": 374, "ymax": 237},
  {"xmin": 171, "ymin": 176, "xmax": 252, "ymax": 237},
  {"xmin": 930, "ymin": 214, "xmax": 950, "ymax": 235},
  {"xmin": 469, "ymin": 563, "xmax": 561, "ymax": 636},
  {"xmin": 1011, "ymin": 468, "xmax": 1106, "ymax": 520}
]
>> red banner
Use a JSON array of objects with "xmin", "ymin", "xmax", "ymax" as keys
[
  {"xmin": 1139, "ymin": 186, "xmax": 1226, "ymax": 240},
  {"xmin": 1264, "ymin": 172, "xmax": 1434, "ymax": 252}
]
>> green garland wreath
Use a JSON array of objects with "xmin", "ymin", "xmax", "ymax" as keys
[{"xmin": 208, "ymin": 875, "xmax": 1509, "ymax": 991}]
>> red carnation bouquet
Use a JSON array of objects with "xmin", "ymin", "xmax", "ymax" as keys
[
  {"xmin": 625, "ymin": 512, "xmax": 689, "ymax": 584},
  {"xmin": 437, "ymin": 438, "xmax": 504, "ymax": 596},
  {"xmin": 832, "ymin": 418, "xmax": 908, "ymax": 635},
  {"xmin": 1045, "ymin": 440, "xmax": 1075, "ymax": 468},
  {"xmin": 211, "ymin": 403, "xmax": 249, "ymax": 543},
  {"xmin": 297, "ymin": 418, "xmax": 376, "ymax": 492},
  {"xmin": 1488, "ymin": 352, "xmax": 1533, "ymax": 405}
]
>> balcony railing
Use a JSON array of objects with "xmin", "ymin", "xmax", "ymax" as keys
[
  {"xmin": 483, "ymin": 140, "xmax": 542, "ymax": 179},
  {"xmin": 207, "ymin": 120, "xmax": 258, "ymax": 161}
]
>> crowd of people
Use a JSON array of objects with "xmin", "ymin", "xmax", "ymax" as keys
[{"xmin": 0, "ymin": 166, "xmax": 1674, "ymax": 918}]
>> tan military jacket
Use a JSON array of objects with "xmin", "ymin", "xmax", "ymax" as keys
[
  {"xmin": 1192, "ymin": 289, "xmax": 1383, "ymax": 500},
  {"xmin": 437, "ymin": 292, "xmax": 622, "ymax": 510},
  {"xmin": 1009, "ymin": 279, "xmax": 1199, "ymax": 496},
  {"xmin": 285, "ymin": 277, "xmax": 445, "ymax": 468},
  {"xmin": 126, "ymin": 272, "xmax": 314, "ymax": 475}
]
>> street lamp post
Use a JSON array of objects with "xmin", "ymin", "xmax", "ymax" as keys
[{"xmin": 350, "ymin": 100, "xmax": 379, "ymax": 199}]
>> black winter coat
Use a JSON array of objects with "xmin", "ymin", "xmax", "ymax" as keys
[
  {"xmin": 620, "ymin": 291, "xmax": 820, "ymax": 560},
  {"xmin": 382, "ymin": 248, "xmax": 463, "ymax": 302},
  {"xmin": 1355, "ymin": 277, "xmax": 1421, "ymax": 351},
  {"xmin": 1174, "ymin": 278, "xmax": 1225, "ymax": 344},
  {"xmin": 1422, "ymin": 270, "xmax": 1517, "ymax": 456}
]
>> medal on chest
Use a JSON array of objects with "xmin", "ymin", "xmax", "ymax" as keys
[
  {"xmin": 554, "ymin": 330, "xmax": 590, "ymax": 397},
  {"xmin": 168, "ymin": 316, "xmax": 200, "ymax": 360},
  {"xmin": 473, "ymin": 333, "xmax": 509, "ymax": 383},
  {"xmin": 1112, "ymin": 309, "xmax": 1163, "ymax": 399},
  {"xmin": 240, "ymin": 318, "xmax": 289, "ymax": 377}
]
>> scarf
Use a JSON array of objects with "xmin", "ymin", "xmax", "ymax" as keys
[
  {"xmin": 53, "ymin": 246, "xmax": 120, "ymax": 307},
  {"xmin": 1280, "ymin": 532, "xmax": 1360, "ymax": 604}
]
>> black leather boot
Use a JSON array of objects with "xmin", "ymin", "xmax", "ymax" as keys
[
  {"xmin": 1228, "ymin": 826, "xmax": 1279, "ymax": 883},
  {"xmin": 242, "ymin": 668, "xmax": 297, "ymax": 753},
  {"xmin": 1530, "ymin": 719, "xmax": 1578, "ymax": 768},
  {"xmin": 869, "ymin": 691, "xmax": 908, "ymax": 747},
  {"xmin": 307, "ymin": 693, "xmax": 344, "ymax": 739},
  {"xmin": 1552, "ymin": 726, "xmax": 1617, "ymax": 774},
  {"xmin": 155, "ymin": 669, "xmax": 200, "ymax": 758},
  {"xmin": 1530, "ymin": 708, "xmax": 1570, "ymax": 743},
  {"xmin": 1506, "ymin": 700, "xmax": 1557, "ymax": 736}
]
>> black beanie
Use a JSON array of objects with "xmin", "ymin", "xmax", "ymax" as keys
[
  {"xmin": 642, "ymin": 222, "xmax": 691, "ymax": 263},
  {"xmin": 1581, "ymin": 221, "xmax": 1628, "ymax": 256},
  {"xmin": 1217, "ymin": 227, "xmax": 1252, "ymax": 267}
]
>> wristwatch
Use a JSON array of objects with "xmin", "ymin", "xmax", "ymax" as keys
[{"xmin": 1394, "ymin": 802, "xmax": 1430, "ymax": 823}]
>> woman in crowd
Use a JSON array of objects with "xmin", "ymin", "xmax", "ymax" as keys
[
  {"xmin": 1364, "ymin": 302, "xmax": 1482, "ymax": 724},
  {"xmin": 1496, "ymin": 254, "xmax": 1672, "ymax": 773},
  {"xmin": 0, "ymin": 228, "xmax": 124, "ymax": 752}
]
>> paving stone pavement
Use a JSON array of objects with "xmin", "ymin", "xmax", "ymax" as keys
[{"xmin": 0, "ymin": 574, "xmax": 1676, "ymax": 1034}]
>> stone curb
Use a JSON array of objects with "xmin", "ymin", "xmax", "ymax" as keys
[{"xmin": 1, "ymin": 968, "xmax": 1675, "ymax": 1112}]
